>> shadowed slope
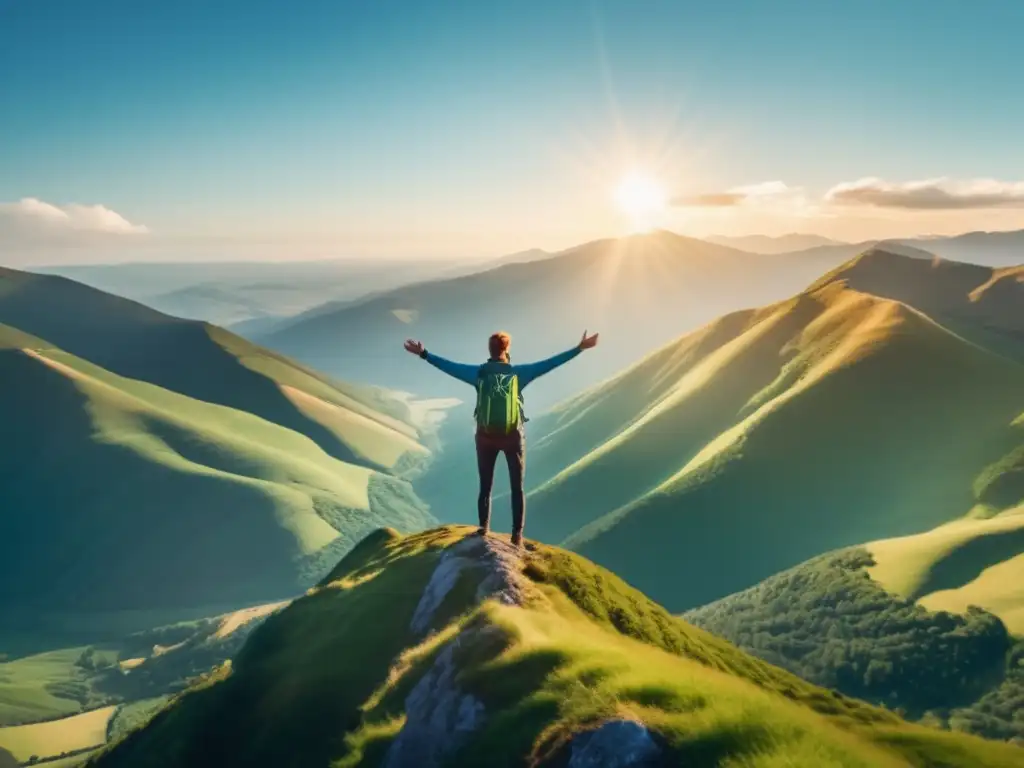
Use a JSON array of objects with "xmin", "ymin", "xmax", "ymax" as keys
[
  {"xmin": 0, "ymin": 267, "xmax": 425, "ymax": 472},
  {"xmin": 86, "ymin": 527, "xmax": 1024, "ymax": 767}
]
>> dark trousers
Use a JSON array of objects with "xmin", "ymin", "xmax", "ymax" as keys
[{"xmin": 475, "ymin": 429, "xmax": 525, "ymax": 537}]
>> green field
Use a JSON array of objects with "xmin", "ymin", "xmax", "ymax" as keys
[
  {"xmin": 0, "ymin": 705, "xmax": 115, "ymax": 763},
  {"xmin": 86, "ymin": 527, "xmax": 1024, "ymax": 767},
  {"xmin": 0, "ymin": 648, "xmax": 99, "ymax": 726}
]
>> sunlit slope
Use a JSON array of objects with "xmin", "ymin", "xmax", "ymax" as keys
[
  {"xmin": 808, "ymin": 249, "xmax": 1024, "ymax": 361},
  {"xmin": 87, "ymin": 527, "xmax": 1023, "ymax": 768},
  {"xmin": 0, "ymin": 267, "xmax": 426, "ymax": 472},
  {"xmin": 0, "ymin": 325, "xmax": 434, "ymax": 625},
  {"xmin": 257, "ymin": 230, "xmax": 857, "ymax": 410},
  {"xmin": 524, "ymin": 281, "xmax": 1024, "ymax": 611},
  {"xmin": 867, "ymin": 505, "xmax": 1024, "ymax": 634}
]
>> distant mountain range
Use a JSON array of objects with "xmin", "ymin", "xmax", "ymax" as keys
[
  {"xmin": 253, "ymin": 230, "xmax": 864, "ymax": 411},
  {"xmin": 35, "ymin": 258, "xmax": 474, "ymax": 328},
  {"xmin": 707, "ymin": 233, "xmax": 846, "ymax": 253}
]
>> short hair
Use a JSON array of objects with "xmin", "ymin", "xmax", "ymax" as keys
[{"xmin": 488, "ymin": 331, "xmax": 511, "ymax": 360}]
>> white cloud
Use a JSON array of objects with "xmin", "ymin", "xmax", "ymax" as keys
[
  {"xmin": 0, "ymin": 197, "xmax": 149, "ymax": 246},
  {"xmin": 674, "ymin": 181, "xmax": 806, "ymax": 209},
  {"xmin": 825, "ymin": 177, "xmax": 1024, "ymax": 210}
]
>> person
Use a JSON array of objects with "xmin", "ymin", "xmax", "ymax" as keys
[{"xmin": 404, "ymin": 330, "xmax": 599, "ymax": 548}]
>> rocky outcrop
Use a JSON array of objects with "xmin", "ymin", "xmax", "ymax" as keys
[
  {"xmin": 386, "ymin": 534, "xmax": 528, "ymax": 767},
  {"xmin": 382, "ymin": 641, "xmax": 485, "ymax": 768},
  {"xmin": 409, "ymin": 534, "xmax": 526, "ymax": 637},
  {"xmin": 568, "ymin": 719, "xmax": 662, "ymax": 768}
]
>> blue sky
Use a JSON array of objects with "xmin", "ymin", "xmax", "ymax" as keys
[{"xmin": 3, "ymin": 0, "xmax": 1024, "ymax": 262}]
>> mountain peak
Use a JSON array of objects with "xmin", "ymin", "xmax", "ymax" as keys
[{"xmin": 89, "ymin": 525, "xmax": 1024, "ymax": 767}]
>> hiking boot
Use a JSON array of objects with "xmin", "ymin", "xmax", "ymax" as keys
[
  {"xmin": 510, "ymin": 533, "xmax": 523, "ymax": 549},
  {"xmin": 474, "ymin": 527, "xmax": 489, "ymax": 537}
]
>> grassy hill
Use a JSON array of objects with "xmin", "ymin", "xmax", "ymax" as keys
[
  {"xmin": 866, "ymin": 504, "xmax": 1024, "ymax": 635},
  {"xmin": 686, "ymin": 545, "xmax": 1024, "ymax": 743},
  {"xmin": 255, "ymin": 230, "xmax": 860, "ymax": 411},
  {"xmin": 82, "ymin": 526, "xmax": 1023, "ymax": 767},
  {"xmin": 0, "ymin": 323, "xmax": 435, "ymax": 646},
  {"xmin": 511, "ymin": 250, "xmax": 1024, "ymax": 612},
  {"xmin": 0, "ymin": 267, "xmax": 427, "ymax": 472},
  {"xmin": 807, "ymin": 249, "xmax": 1024, "ymax": 361}
]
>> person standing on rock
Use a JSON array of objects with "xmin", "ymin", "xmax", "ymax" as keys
[{"xmin": 403, "ymin": 330, "xmax": 599, "ymax": 548}]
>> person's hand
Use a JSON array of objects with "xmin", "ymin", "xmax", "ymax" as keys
[
  {"xmin": 404, "ymin": 339, "xmax": 425, "ymax": 356},
  {"xmin": 579, "ymin": 330, "xmax": 599, "ymax": 350}
]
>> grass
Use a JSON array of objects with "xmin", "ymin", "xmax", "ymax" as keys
[
  {"xmin": 0, "ymin": 649, "xmax": 94, "ymax": 726},
  {"xmin": 0, "ymin": 705, "xmax": 116, "ymax": 762},
  {"xmin": 86, "ymin": 527, "xmax": 1024, "ymax": 767},
  {"xmin": 868, "ymin": 507, "xmax": 1024, "ymax": 633}
]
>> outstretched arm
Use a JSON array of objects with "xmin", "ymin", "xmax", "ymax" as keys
[
  {"xmin": 404, "ymin": 339, "xmax": 478, "ymax": 386},
  {"xmin": 516, "ymin": 331, "xmax": 599, "ymax": 388}
]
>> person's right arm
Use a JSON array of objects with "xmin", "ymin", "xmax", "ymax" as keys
[{"xmin": 423, "ymin": 350, "xmax": 479, "ymax": 386}]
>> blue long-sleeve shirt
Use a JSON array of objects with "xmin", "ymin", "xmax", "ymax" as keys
[{"xmin": 423, "ymin": 345, "xmax": 581, "ymax": 389}]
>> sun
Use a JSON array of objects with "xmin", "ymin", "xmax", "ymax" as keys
[{"xmin": 614, "ymin": 172, "xmax": 667, "ymax": 231}]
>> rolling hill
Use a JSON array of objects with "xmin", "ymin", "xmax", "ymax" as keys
[
  {"xmin": 510, "ymin": 248, "xmax": 1024, "ymax": 613},
  {"xmin": 254, "ymin": 230, "xmax": 863, "ymax": 411},
  {"xmin": 0, "ymin": 266, "xmax": 427, "ymax": 472},
  {"xmin": 808, "ymin": 249, "xmax": 1024, "ymax": 361},
  {"xmin": 0, "ymin": 323, "xmax": 435, "ymax": 647},
  {"xmin": 84, "ymin": 526, "xmax": 1024, "ymax": 767},
  {"xmin": 0, "ymin": 270, "xmax": 444, "ymax": 651}
]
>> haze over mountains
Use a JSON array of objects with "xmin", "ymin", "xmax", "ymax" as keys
[
  {"xmin": 37, "ymin": 258, "xmax": 476, "ymax": 330},
  {"xmin": 253, "ymin": 231, "xmax": 869, "ymax": 411}
]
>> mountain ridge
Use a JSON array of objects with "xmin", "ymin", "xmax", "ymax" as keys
[{"xmin": 83, "ymin": 526, "xmax": 1024, "ymax": 767}]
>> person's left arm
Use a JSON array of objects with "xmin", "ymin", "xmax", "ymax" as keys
[{"xmin": 514, "ymin": 345, "xmax": 582, "ymax": 388}]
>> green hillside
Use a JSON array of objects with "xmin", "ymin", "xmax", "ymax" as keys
[
  {"xmin": 0, "ymin": 323, "xmax": 434, "ymax": 647},
  {"xmin": 867, "ymin": 505, "xmax": 1024, "ymax": 635},
  {"xmin": 517, "ymin": 253, "xmax": 1024, "ymax": 611},
  {"xmin": 85, "ymin": 526, "xmax": 1023, "ymax": 767},
  {"xmin": 686, "ymin": 546, "xmax": 1024, "ymax": 743},
  {"xmin": 0, "ymin": 267, "xmax": 427, "ymax": 472},
  {"xmin": 807, "ymin": 251, "xmax": 1024, "ymax": 361}
]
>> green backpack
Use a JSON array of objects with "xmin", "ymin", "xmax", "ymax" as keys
[{"xmin": 475, "ymin": 361, "xmax": 521, "ymax": 433}]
